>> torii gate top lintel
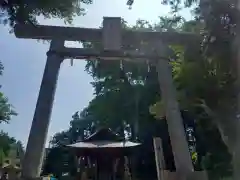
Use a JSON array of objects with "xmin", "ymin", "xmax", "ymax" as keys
[{"xmin": 14, "ymin": 17, "xmax": 200, "ymax": 47}]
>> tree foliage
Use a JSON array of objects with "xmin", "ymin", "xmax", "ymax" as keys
[
  {"xmin": 0, "ymin": 131, "xmax": 16, "ymax": 156},
  {"xmin": 148, "ymin": 0, "xmax": 240, "ymax": 179},
  {"xmin": 0, "ymin": 92, "xmax": 17, "ymax": 123},
  {"xmin": 0, "ymin": 0, "xmax": 92, "ymax": 27},
  {"xmin": 0, "ymin": 131, "xmax": 24, "ymax": 166},
  {"xmin": 0, "ymin": 61, "xmax": 17, "ymax": 123}
]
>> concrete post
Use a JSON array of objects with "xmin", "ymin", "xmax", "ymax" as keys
[
  {"xmin": 154, "ymin": 43, "xmax": 193, "ymax": 179},
  {"xmin": 21, "ymin": 39, "xmax": 64, "ymax": 179}
]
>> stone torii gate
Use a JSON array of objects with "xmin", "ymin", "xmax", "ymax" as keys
[{"xmin": 14, "ymin": 17, "xmax": 206, "ymax": 180}]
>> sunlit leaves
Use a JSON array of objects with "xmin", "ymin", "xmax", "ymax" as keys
[
  {"xmin": 0, "ymin": 92, "xmax": 17, "ymax": 123},
  {"xmin": 149, "ymin": 101, "xmax": 165, "ymax": 119}
]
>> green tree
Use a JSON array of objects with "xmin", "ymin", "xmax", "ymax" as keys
[
  {"xmin": 0, "ymin": 92, "xmax": 17, "ymax": 123},
  {"xmin": 0, "ymin": 148, "xmax": 5, "ymax": 165},
  {"xmin": 0, "ymin": 0, "xmax": 92, "ymax": 27},
  {"xmin": 0, "ymin": 131, "xmax": 24, "ymax": 166},
  {"xmin": 43, "ymin": 112, "xmax": 93, "ymax": 177},
  {"xmin": 50, "ymin": 111, "xmax": 95, "ymax": 147},
  {"xmin": 42, "ymin": 147, "xmax": 76, "ymax": 178},
  {"xmin": 0, "ymin": 131, "xmax": 16, "ymax": 157},
  {"xmin": 146, "ymin": 0, "xmax": 240, "ymax": 178},
  {"xmin": 0, "ymin": 61, "xmax": 17, "ymax": 123},
  {"xmin": 150, "ymin": 19, "xmax": 234, "ymax": 179},
  {"xmin": 0, "ymin": 61, "xmax": 20, "ymax": 161}
]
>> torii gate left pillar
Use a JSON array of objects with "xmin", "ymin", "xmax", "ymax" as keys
[
  {"xmin": 20, "ymin": 18, "xmax": 123, "ymax": 179},
  {"xmin": 21, "ymin": 39, "xmax": 64, "ymax": 179}
]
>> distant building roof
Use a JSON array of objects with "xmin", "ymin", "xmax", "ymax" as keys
[
  {"xmin": 67, "ymin": 128, "xmax": 140, "ymax": 149},
  {"xmin": 67, "ymin": 141, "xmax": 140, "ymax": 148},
  {"xmin": 83, "ymin": 128, "xmax": 123, "ymax": 142}
]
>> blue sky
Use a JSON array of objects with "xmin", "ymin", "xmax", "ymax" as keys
[{"xmin": 0, "ymin": 0, "xmax": 192, "ymax": 146}]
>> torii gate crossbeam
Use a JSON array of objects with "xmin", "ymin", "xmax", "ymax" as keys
[{"xmin": 14, "ymin": 23, "xmax": 200, "ymax": 44}]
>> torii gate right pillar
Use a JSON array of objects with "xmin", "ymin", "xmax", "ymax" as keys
[
  {"xmin": 156, "ymin": 56, "xmax": 193, "ymax": 180},
  {"xmin": 154, "ymin": 42, "xmax": 194, "ymax": 176},
  {"xmin": 102, "ymin": 17, "xmax": 195, "ymax": 180},
  {"xmin": 152, "ymin": 44, "xmax": 208, "ymax": 180}
]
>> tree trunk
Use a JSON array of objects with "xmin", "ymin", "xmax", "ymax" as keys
[
  {"xmin": 232, "ymin": 0, "xmax": 240, "ymax": 179},
  {"xmin": 213, "ymin": 115, "xmax": 240, "ymax": 180},
  {"xmin": 232, "ymin": 136, "xmax": 240, "ymax": 180}
]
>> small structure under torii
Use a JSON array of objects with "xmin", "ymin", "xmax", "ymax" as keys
[
  {"xmin": 67, "ymin": 128, "xmax": 140, "ymax": 180},
  {"xmin": 14, "ymin": 17, "xmax": 207, "ymax": 180}
]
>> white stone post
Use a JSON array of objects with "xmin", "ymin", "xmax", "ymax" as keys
[
  {"xmin": 21, "ymin": 39, "xmax": 64, "ymax": 179},
  {"xmin": 154, "ymin": 43, "xmax": 194, "ymax": 180}
]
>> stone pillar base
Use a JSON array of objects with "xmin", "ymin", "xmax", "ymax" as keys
[
  {"xmin": 17, "ymin": 177, "xmax": 43, "ymax": 180},
  {"xmin": 162, "ymin": 170, "xmax": 208, "ymax": 180},
  {"xmin": 187, "ymin": 171, "xmax": 208, "ymax": 180}
]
